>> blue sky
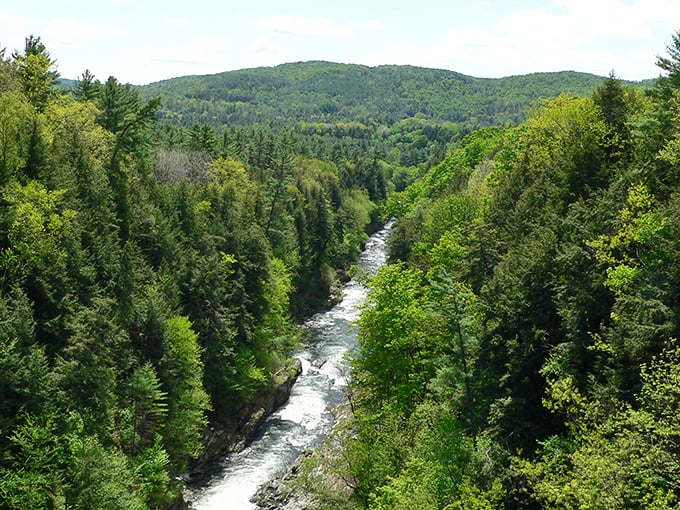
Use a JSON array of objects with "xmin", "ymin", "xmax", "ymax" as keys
[{"xmin": 2, "ymin": 0, "xmax": 679, "ymax": 84}]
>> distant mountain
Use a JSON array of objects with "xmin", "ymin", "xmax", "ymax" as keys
[
  {"xmin": 57, "ymin": 77, "xmax": 76, "ymax": 90},
  {"xmin": 138, "ymin": 61, "xmax": 651, "ymax": 129}
]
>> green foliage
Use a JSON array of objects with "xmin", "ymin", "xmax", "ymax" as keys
[
  {"xmin": 0, "ymin": 35, "xmax": 391, "ymax": 509},
  {"xmin": 354, "ymin": 263, "xmax": 430, "ymax": 411},
  {"xmin": 342, "ymin": 37, "xmax": 680, "ymax": 510},
  {"xmin": 518, "ymin": 343, "xmax": 680, "ymax": 508},
  {"xmin": 141, "ymin": 62, "xmax": 616, "ymax": 130},
  {"xmin": 0, "ymin": 415, "xmax": 65, "ymax": 509},
  {"xmin": 139, "ymin": 62, "xmax": 631, "ymax": 169},
  {"xmin": 73, "ymin": 69, "xmax": 100, "ymax": 103},
  {"xmin": 12, "ymin": 36, "xmax": 60, "ymax": 112},
  {"xmin": 125, "ymin": 362, "xmax": 167, "ymax": 453},
  {"xmin": 160, "ymin": 316, "xmax": 211, "ymax": 465},
  {"xmin": 656, "ymin": 29, "xmax": 680, "ymax": 89},
  {"xmin": 1, "ymin": 181, "xmax": 77, "ymax": 280},
  {"xmin": 66, "ymin": 434, "xmax": 147, "ymax": 510},
  {"xmin": 0, "ymin": 28, "xmax": 670, "ymax": 510},
  {"xmin": 0, "ymin": 91, "xmax": 33, "ymax": 183}
]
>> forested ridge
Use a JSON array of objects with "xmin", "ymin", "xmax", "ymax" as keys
[
  {"xmin": 288, "ymin": 32, "xmax": 680, "ymax": 509},
  {"xmin": 0, "ymin": 37, "xmax": 384, "ymax": 508},
  {"xmin": 139, "ymin": 62, "xmax": 625, "ymax": 127},
  {"xmin": 138, "ymin": 62, "xmax": 648, "ymax": 170}
]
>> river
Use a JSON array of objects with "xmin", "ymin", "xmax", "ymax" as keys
[{"xmin": 191, "ymin": 222, "xmax": 392, "ymax": 510}]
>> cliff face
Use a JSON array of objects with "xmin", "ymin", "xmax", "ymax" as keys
[{"xmin": 190, "ymin": 358, "xmax": 303, "ymax": 476}]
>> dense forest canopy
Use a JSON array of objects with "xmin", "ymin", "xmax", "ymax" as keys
[
  {"xmin": 287, "ymin": 31, "xmax": 680, "ymax": 510},
  {"xmin": 0, "ymin": 36, "xmax": 385, "ymax": 509},
  {"xmin": 138, "ymin": 62, "xmax": 646, "ymax": 170},
  {"xmin": 139, "ymin": 62, "xmax": 625, "ymax": 127},
  {"xmin": 0, "ymin": 27, "xmax": 673, "ymax": 510}
]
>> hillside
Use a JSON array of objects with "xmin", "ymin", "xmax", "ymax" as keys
[
  {"xmin": 139, "ymin": 61, "xmax": 642, "ymax": 128},
  {"xmin": 287, "ymin": 61, "xmax": 680, "ymax": 508}
]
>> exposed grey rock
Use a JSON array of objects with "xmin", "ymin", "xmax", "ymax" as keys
[
  {"xmin": 250, "ymin": 404, "xmax": 356, "ymax": 510},
  {"xmin": 250, "ymin": 450, "xmax": 316, "ymax": 510},
  {"xmin": 311, "ymin": 357, "xmax": 327, "ymax": 369},
  {"xmin": 189, "ymin": 358, "xmax": 303, "ymax": 478}
]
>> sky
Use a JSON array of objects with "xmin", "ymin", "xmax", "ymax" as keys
[{"xmin": 1, "ymin": 0, "xmax": 679, "ymax": 85}]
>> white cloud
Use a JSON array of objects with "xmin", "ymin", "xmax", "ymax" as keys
[
  {"xmin": 362, "ymin": 0, "xmax": 679, "ymax": 80},
  {"xmin": 257, "ymin": 15, "xmax": 353, "ymax": 39},
  {"xmin": 131, "ymin": 37, "xmax": 234, "ymax": 71},
  {"xmin": 556, "ymin": 0, "xmax": 680, "ymax": 34},
  {"xmin": 251, "ymin": 37, "xmax": 292, "ymax": 60},
  {"xmin": 44, "ymin": 18, "xmax": 124, "ymax": 44},
  {"xmin": 0, "ymin": 9, "xmax": 26, "ymax": 30},
  {"xmin": 0, "ymin": 10, "xmax": 33, "ymax": 52},
  {"xmin": 115, "ymin": 36, "xmax": 236, "ymax": 83}
]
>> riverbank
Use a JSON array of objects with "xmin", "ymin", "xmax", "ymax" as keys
[
  {"xmin": 188, "ymin": 358, "xmax": 303, "ymax": 481},
  {"xmin": 250, "ymin": 403, "xmax": 355, "ymax": 510}
]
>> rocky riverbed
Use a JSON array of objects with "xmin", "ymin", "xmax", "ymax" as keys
[
  {"xmin": 250, "ymin": 403, "xmax": 355, "ymax": 510},
  {"xmin": 186, "ymin": 358, "xmax": 303, "ymax": 489}
]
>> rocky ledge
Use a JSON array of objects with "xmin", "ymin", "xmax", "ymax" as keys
[
  {"xmin": 250, "ymin": 450, "xmax": 317, "ymax": 510},
  {"xmin": 250, "ymin": 403, "xmax": 355, "ymax": 510},
  {"xmin": 189, "ymin": 358, "xmax": 303, "ymax": 479}
]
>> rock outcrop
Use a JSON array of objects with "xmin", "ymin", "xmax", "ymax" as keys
[
  {"xmin": 250, "ymin": 403, "xmax": 355, "ymax": 510},
  {"xmin": 189, "ymin": 358, "xmax": 303, "ymax": 478}
]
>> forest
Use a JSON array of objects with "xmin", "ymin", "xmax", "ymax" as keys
[
  {"xmin": 0, "ymin": 36, "xmax": 383, "ymax": 508},
  {"xmin": 1, "ymin": 26, "xmax": 679, "ymax": 510},
  {"xmin": 138, "ymin": 62, "xmax": 641, "ymax": 169},
  {"xmin": 287, "ymin": 31, "xmax": 680, "ymax": 509}
]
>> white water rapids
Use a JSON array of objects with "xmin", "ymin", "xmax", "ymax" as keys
[{"xmin": 191, "ymin": 222, "xmax": 392, "ymax": 509}]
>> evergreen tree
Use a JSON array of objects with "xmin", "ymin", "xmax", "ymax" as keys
[{"xmin": 11, "ymin": 35, "xmax": 59, "ymax": 111}]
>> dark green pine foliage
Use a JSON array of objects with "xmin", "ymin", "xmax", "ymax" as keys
[{"xmin": 0, "ymin": 38, "xmax": 383, "ymax": 509}]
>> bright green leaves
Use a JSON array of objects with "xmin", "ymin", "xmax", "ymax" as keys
[
  {"xmin": 589, "ymin": 182, "xmax": 667, "ymax": 291},
  {"xmin": 510, "ymin": 94, "xmax": 607, "ymax": 214},
  {"xmin": 160, "ymin": 316, "xmax": 210, "ymax": 465},
  {"xmin": 0, "ymin": 91, "xmax": 33, "ymax": 183},
  {"xmin": 207, "ymin": 154, "xmax": 250, "ymax": 186},
  {"xmin": 369, "ymin": 457, "xmax": 441, "ymax": 510},
  {"xmin": 1, "ymin": 182, "xmax": 77, "ymax": 280},
  {"xmin": 638, "ymin": 342, "xmax": 680, "ymax": 457},
  {"xmin": 43, "ymin": 96, "xmax": 113, "ymax": 178},
  {"xmin": 263, "ymin": 257, "xmax": 294, "ymax": 333},
  {"xmin": 12, "ymin": 36, "xmax": 60, "ymax": 112},
  {"xmin": 522, "ymin": 94, "xmax": 606, "ymax": 165},
  {"xmin": 346, "ymin": 263, "xmax": 492, "ymax": 508},
  {"xmin": 355, "ymin": 263, "xmax": 429, "ymax": 412},
  {"xmin": 519, "ymin": 342, "xmax": 680, "ymax": 508},
  {"xmin": 587, "ymin": 182, "xmax": 672, "ymax": 371},
  {"xmin": 66, "ymin": 434, "xmax": 147, "ymax": 510},
  {"xmin": 206, "ymin": 156, "xmax": 256, "ymax": 220}
]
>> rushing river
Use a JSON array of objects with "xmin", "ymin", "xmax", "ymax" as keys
[{"xmin": 191, "ymin": 222, "xmax": 392, "ymax": 510}]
